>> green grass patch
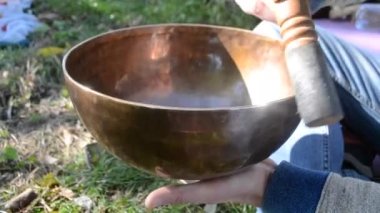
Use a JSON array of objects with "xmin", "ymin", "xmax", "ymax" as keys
[
  {"xmin": 54, "ymin": 151, "xmax": 204, "ymax": 212},
  {"xmin": 53, "ymin": 150, "xmax": 256, "ymax": 212},
  {"xmin": 0, "ymin": 146, "xmax": 18, "ymax": 162},
  {"xmin": 0, "ymin": 128, "xmax": 10, "ymax": 139}
]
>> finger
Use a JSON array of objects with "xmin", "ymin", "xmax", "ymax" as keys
[
  {"xmin": 234, "ymin": 0, "xmax": 276, "ymax": 22},
  {"xmin": 145, "ymin": 164, "xmax": 271, "ymax": 209},
  {"xmin": 262, "ymin": 159, "xmax": 277, "ymax": 167},
  {"xmin": 145, "ymin": 178, "xmax": 240, "ymax": 209},
  {"xmin": 253, "ymin": 0, "xmax": 276, "ymax": 22},
  {"xmin": 234, "ymin": 0, "xmax": 258, "ymax": 15}
]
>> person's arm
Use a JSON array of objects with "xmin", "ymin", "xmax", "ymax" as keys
[
  {"xmin": 262, "ymin": 162, "xmax": 380, "ymax": 213},
  {"xmin": 234, "ymin": 0, "xmax": 328, "ymax": 22},
  {"xmin": 146, "ymin": 161, "xmax": 380, "ymax": 212},
  {"xmin": 234, "ymin": 0, "xmax": 362, "ymax": 22},
  {"xmin": 318, "ymin": 173, "xmax": 380, "ymax": 212}
]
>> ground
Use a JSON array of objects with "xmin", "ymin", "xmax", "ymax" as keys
[{"xmin": 0, "ymin": 1, "xmax": 259, "ymax": 212}]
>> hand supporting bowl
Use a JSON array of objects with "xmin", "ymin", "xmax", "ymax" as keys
[{"xmin": 63, "ymin": 24, "xmax": 300, "ymax": 180}]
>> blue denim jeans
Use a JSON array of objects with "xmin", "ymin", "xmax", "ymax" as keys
[{"xmin": 254, "ymin": 21, "xmax": 380, "ymax": 179}]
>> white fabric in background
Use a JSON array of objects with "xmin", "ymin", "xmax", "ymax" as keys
[
  {"xmin": 0, "ymin": 0, "xmax": 40, "ymax": 44},
  {"xmin": 0, "ymin": 0, "xmax": 33, "ymax": 11}
]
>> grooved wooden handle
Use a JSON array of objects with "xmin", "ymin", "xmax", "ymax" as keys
[
  {"xmin": 270, "ymin": 0, "xmax": 345, "ymax": 127},
  {"xmin": 271, "ymin": 0, "xmax": 318, "ymax": 50}
]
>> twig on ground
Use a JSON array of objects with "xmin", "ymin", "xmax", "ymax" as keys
[
  {"xmin": 40, "ymin": 198, "xmax": 53, "ymax": 212},
  {"xmin": 4, "ymin": 188, "xmax": 38, "ymax": 212},
  {"xmin": 6, "ymin": 97, "xmax": 13, "ymax": 120},
  {"xmin": 9, "ymin": 173, "xmax": 22, "ymax": 186},
  {"xmin": 23, "ymin": 188, "xmax": 48, "ymax": 213},
  {"xmin": 26, "ymin": 167, "xmax": 40, "ymax": 181}
]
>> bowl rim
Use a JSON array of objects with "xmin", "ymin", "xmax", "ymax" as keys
[{"xmin": 62, "ymin": 23, "xmax": 295, "ymax": 112}]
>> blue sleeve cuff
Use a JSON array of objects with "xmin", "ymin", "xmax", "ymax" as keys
[{"xmin": 262, "ymin": 162, "xmax": 329, "ymax": 213}]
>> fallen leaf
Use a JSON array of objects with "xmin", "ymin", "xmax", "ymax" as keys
[
  {"xmin": 37, "ymin": 173, "xmax": 59, "ymax": 188},
  {"xmin": 37, "ymin": 47, "xmax": 65, "ymax": 57},
  {"xmin": 42, "ymin": 155, "xmax": 59, "ymax": 165},
  {"xmin": 62, "ymin": 129, "xmax": 73, "ymax": 147},
  {"xmin": 58, "ymin": 187, "xmax": 75, "ymax": 200},
  {"xmin": 73, "ymin": 195, "xmax": 93, "ymax": 212}
]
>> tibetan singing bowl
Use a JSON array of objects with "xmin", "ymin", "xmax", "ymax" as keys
[{"xmin": 63, "ymin": 24, "xmax": 300, "ymax": 180}]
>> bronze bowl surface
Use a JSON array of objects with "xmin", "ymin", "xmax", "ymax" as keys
[{"xmin": 63, "ymin": 24, "xmax": 300, "ymax": 180}]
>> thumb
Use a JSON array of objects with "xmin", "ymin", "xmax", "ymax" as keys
[
  {"xmin": 234, "ymin": 0, "xmax": 276, "ymax": 22},
  {"xmin": 145, "ymin": 162, "xmax": 275, "ymax": 209},
  {"xmin": 145, "ymin": 179, "xmax": 239, "ymax": 209}
]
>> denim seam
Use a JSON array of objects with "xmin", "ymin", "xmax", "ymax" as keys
[
  {"xmin": 329, "ymin": 72, "xmax": 380, "ymax": 120},
  {"xmin": 323, "ymin": 134, "xmax": 329, "ymax": 171}
]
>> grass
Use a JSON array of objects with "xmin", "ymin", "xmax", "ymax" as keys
[{"xmin": 0, "ymin": 0, "xmax": 259, "ymax": 212}]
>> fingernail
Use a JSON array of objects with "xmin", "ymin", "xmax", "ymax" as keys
[{"xmin": 145, "ymin": 197, "xmax": 162, "ymax": 209}]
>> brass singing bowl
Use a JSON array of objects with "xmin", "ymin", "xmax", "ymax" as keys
[{"xmin": 63, "ymin": 24, "xmax": 300, "ymax": 180}]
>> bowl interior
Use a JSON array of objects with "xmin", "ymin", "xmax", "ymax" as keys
[{"xmin": 65, "ymin": 24, "xmax": 293, "ymax": 109}]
